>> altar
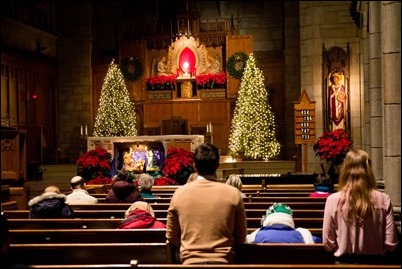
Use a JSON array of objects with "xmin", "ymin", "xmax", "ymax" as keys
[{"xmin": 87, "ymin": 135, "xmax": 204, "ymax": 173}]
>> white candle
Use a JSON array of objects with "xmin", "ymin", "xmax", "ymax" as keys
[
  {"xmin": 84, "ymin": 125, "xmax": 88, "ymax": 136},
  {"xmin": 80, "ymin": 125, "xmax": 83, "ymax": 136},
  {"xmin": 206, "ymin": 122, "xmax": 210, "ymax": 133}
]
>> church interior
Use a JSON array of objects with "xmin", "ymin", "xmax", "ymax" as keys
[{"xmin": 1, "ymin": 2, "xmax": 401, "ymax": 265}]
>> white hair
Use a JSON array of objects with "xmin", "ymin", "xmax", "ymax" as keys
[{"xmin": 226, "ymin": 174, "xmax": 243, "ymax": 191}]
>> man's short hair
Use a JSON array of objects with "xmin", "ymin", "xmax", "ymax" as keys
[{"xmin": 194, "ymin": 142, "xmax": 219, "ymax": 176}]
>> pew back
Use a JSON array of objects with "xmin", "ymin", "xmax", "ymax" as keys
[
  {"xmin": 9, "ymin": 242, "xmax": 172, "ymax": 265},
  {"xmin": 8, "ymin": 228, "xmax": 167, "ymax": 243}
]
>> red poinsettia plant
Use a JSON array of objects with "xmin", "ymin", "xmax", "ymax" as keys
[
  {"xmin": 146, "ymin": 74, "xmax": 178, "ymax": 91},
  {"xmin": 154, "ymin": 147, "xmax": 195, "ymax": 185},
  {"xmin": 313, "ymin": 128, "xmax": 352, "ymax": 166},
  {"xmin": 195, "ymin": 72, "xmax": 226, "ymax": 89},
  {"xmin": 76, "ymin": 147, "xmax": 113, "ymax": 184}
]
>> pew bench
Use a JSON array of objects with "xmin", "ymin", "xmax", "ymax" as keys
[
  {"xmin": 27, "ymin": 264, "xmax": 402, "ymax": 268},
  {"xmin": 66, "ymin": 202, "xmax": 326, "ymax": 212},
  {"xmin": 6, "ymin": 217, "xmax": 324, "ymax": 230},
  {"xmin": 8, "ymin": 228, "xmax": 167, "ymax": 243},
  {"xmin": 9, "ymin": 242, "xmax": 172, "ymax": 265},
  {"xmin": 2, "ymin": 208, "xmax": 324, "ymax": 219}
]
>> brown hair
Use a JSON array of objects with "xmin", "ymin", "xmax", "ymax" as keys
[{"xmin": 337, "ymin": 149, "xmax": 377, "ymax": 225}]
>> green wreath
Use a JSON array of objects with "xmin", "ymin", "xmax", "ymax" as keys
[
  {"xmin": 120, "ymin": 56, "xmax": 143, "ymax": 82},
  {"xmin": 226, "ymin": 51, "xmax": 248, "ymax": 79}
]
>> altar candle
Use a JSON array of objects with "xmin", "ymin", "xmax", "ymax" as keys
[
  {"xmin": 84, "ymin": 125, "xmax": 88, "ymax": 136},
  {"xmin": 206, "ymin": 122, "xmax": 210, "ymax": 133},
  {"xmin": 80, "ymin": 125, "xmax": 83, "ymax": 136}
]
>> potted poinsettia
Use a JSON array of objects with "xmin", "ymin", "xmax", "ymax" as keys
[
  {"xmin": 154, "ymin": 147, "xmax": 195, "ymax": 185},
  {"xmin": 196, "ymin": 72, "xmax": 226, "ymax": 89},
  {"xmin": 313, "ymin": 128, "xmax": 352, "ymax": 182},
  {"xmin": 76, "ymin": 148, "xmax": 113, "ymax": 184}
]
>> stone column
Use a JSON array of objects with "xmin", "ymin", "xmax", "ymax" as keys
[
  {"xmin": 368, "ymin": 1, "xmax": 383, "ymax": 181},
  {"xmin": 361, "ymin": 1, "xmax": 370, "ymax": 153},
  {"xmin": 382, "ymin": 1, "xmax": 401, "ymax": 215}
]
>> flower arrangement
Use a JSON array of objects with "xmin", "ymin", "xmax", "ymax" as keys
[
  {"xmin": 313, "ymin": 128, "xmax": 352, "ymax": 166},
  {"xmin": 146, "ymin": 74, "xmax": 178, "ymax": 91},
  {"xmin": 154, "ymin": 147, "xmax": 195, "ymax": 185},
  {"xmin": 195, "ymin": 72, "xmax": 227, "ymax": 89},
  {"xmin": 76, "ymin": 148, "xmax": 113, "ymax": 184}
]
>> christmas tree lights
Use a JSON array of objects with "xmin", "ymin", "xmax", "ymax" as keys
[
  {"xmin": 228, "ymin": 53, "xmax": 281, "ymax": 160},
  {"xmin": 93, "ymin": 60, "xmax": 137, "ymax": 137}
]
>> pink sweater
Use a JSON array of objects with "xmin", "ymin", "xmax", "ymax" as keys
[{"xmin": 322, "ymin": 190, "xmax": 399, "ymax": 257}]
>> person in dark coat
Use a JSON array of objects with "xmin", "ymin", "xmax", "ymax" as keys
[
  {"xmin": 28, "ymin": 185, "xmax": 74, "ymax": 218},
  {"xmin": 105, "ymin": 170, "xmax": 143, "ymax": 203}
]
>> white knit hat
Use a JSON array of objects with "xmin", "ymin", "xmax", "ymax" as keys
[{"xmin": 261, "ymin": 202, "xmax": 295, "ymax": 228}]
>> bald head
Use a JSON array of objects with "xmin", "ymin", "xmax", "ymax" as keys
[{"xmin": 70, "ymin": 176, "xmax": 85, "ymax": 189}]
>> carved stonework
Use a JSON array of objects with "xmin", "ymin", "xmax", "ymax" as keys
[{"xmin": 167, "ymin": 35, "xmax": 209, "ymax": 75}]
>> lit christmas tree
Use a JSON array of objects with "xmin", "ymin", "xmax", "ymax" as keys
[
  {"xmin": 228, "ymin": 53, "xmax": 281, "ymax": 160},
  {"xmin": 93, "ymin": 59, "xmax": 137, "ymax": 137}
]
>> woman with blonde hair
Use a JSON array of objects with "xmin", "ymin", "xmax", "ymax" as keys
[
  {"xmin": 322, "ymin": 149, "xmax": 399, "ymax": 264},
  {"xmin": 226, "ymin": 174, "xmax": 247, "ymax": 198}
]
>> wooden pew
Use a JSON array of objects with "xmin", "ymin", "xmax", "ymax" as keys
[
  {"xmin": 6, "ymin": 217, "xmax": 323, "ymax": 231},
  {"xmin": 244, "ymin": 196, "xmax": 327, "ymax": 203},
  {"xmin": 27, "ymin": 263, "xmax": 402, "ymax": 268},
  {"xmin": 244, "ymin": 202, "xmax": 326, "ymax": 210},
  {"xmin": 7, "ymin": 228, "xmax": 324, "ymax": 246},
  {"xmin": 232, "ymin": 243, "xmax": 400, "ymax": 265},
  {"xmin": 66, "ymin": 201, "xmax": 326, "ymax": 211},
  {"xmin": 2, "ymin": 208, "xmax": 324, "ymax": 220},
  {"xmin": 8, "ymin": 228, "xmax": 167, "ymax": 243},
  {"xmin": 244, "ymin": 191, "xmax": 313, "ymax": 197},
  {"xmin": 8, "ymin": 242, "xmax": 172, "ymax": 265},
  {"xmin": 234, "ymin": 243, "xmax": 334, "ymax": 264},
  {"xmin": 1, "ymin": 200, "xmax": 18, "ymax": 211}
]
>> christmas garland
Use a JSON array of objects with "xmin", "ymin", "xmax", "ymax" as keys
[
  {"xmin": 226, "ymin": 51, "xmax": 248, "ymax": 79},
  {"xmin": 120, "ymin": 56, "xmax": 143, "ymax": 82}
]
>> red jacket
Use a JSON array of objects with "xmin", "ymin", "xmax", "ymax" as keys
[{"xmin": 118, "ymin": 209, "xmax": 166, "ymax": 229}]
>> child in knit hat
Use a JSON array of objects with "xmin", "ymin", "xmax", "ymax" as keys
[{"xmin": 245, "ymin": 202, "xmax": 321, "ymax": 244}]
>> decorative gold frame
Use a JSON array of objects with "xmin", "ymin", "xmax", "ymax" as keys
[
  {"xmin": 166, "ymin": 35, "xmax": 209, "ymax": 75},
  {"xmin": 322, "ymin": 45, "xmax": 351, "ymax": 134}
]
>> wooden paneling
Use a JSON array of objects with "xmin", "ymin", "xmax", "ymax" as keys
[
  {"xmin": 119, "ymin": 40, "xmax": 147, "ymax": 102},
  {"xmin": 91, "ymin": 63, "xmax": 108, "ymax": 123},
  {"xmin": 225, "ymin": 35, "xmax": 253, "ymax": 98},
  {"xmin": 172, "ymin": 102, "xmax": 198, "ymax": 122},
  {"xmin": 143, "ymin": 102, "xmax": 173, "ymax": 124},
  {"xmin": 1, "ymin": 52, "xmax": 57, "ymax": 178}
]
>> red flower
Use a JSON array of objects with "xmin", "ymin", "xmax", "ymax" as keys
[
  {"xmin": 154, "ymin": 176, "xmax": 178, "ymax": 186},
  {"xmin": 146, "ymin": 75, "xmax": 178, "ymax": 91},
  {"xmin": 196, "ymin": 72, "xmax": 226, "ymax": 89},
  {"xmin": 76, "ymin": 148, "xmax": 113, "ymax": 184},
  {"xmin": 313, "ymin": 128, "xmax": 352, "ymax": 166},
  {"xmin": 162, "ymin": 147, "xmax": 195, "ymax": 185}
]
